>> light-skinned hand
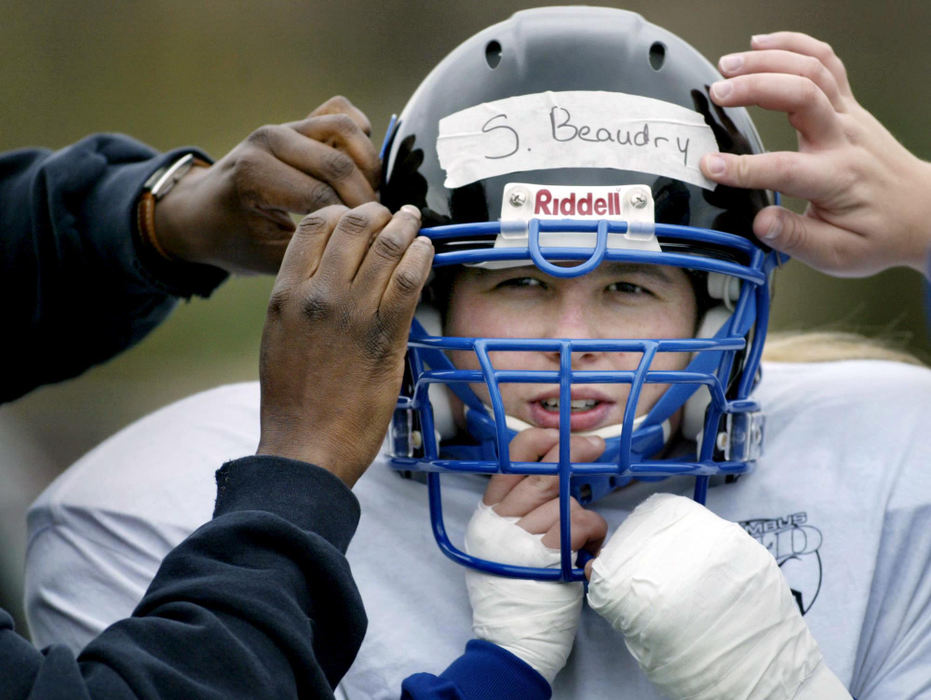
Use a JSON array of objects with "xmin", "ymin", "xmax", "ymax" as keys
[{"xmin": 700, "ymin": 32, "xmax": 931, "ymax": 277}]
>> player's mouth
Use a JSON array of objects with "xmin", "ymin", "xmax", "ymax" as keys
[{"xmin": 528, "ymin": 393, "xmax": 617, "ymax": 432}]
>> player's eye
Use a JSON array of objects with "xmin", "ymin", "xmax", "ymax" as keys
[
  {"xmin": 494, "ymin": 276, "xmax": 546, "ymax": 290},
  {"xmin": 607, "ymin": 280, "xmax": 653, "ymax": 296}
]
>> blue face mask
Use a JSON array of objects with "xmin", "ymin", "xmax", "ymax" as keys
[{"xmin": 388, "ymin": 218, "xmax": 779, "ymax": 582}]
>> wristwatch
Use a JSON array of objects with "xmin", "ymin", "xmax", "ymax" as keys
[{"xmin": 137, "ymin": 153, "xmax": 208, "ymax": 261}]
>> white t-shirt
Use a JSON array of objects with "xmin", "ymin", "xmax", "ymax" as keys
[{"xmin": 25, "ymin": 361, "xmax": 931, "ymax": 699}]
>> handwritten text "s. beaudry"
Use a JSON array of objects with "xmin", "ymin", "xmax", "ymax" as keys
[{"xmin": 479, "ymin": 108, "xmax": 692, "ymax": 166}]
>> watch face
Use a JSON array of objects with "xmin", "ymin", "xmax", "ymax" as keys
[{"xmin": 147, "ymin": 153, "xmax": 197, "ymax": 199}]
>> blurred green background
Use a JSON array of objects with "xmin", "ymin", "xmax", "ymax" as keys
[{"xmin": 1, "ymin": 0, "xmax": 929, "ymax": 632}]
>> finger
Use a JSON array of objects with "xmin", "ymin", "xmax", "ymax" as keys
[
  {"xmin": 273, "ymin": 205, "xmax": 346, "ymax": 289},
  {"xmin": 375, "ymin": 234, "xmax": 434, "ymax": 340},
  {"xmin": 483, "ymin": 474, "xmax": 530, "ymax": 507},
  {"xmin": 493, "ymin": 475, "xmax": 560, "ymax": 518},
  {"xmin": 717, "ymin": 49, "xmax": 844, "ymax": 111},
  {"xmin": 315, "ymin": 202, "xmax": 393, "ymax": 285},
  {"xmin": 516, "ymin": 496, "xmax": 573, "ymax": 535},
  {"xmin": 258, "ymin": 124, "xmax": 377, "ymax": 207},
  {"xmin": 543, "ymin": 507, "xmax": 608, "ymax": 552},
  {"xmin": 750, "ymin": 32, "xmax": 852, "ymax": 97},
  {"xmin": 288, "ymin": 113, "xmax": 381, "ymax": 189},
  {"xmin": 510, "ymin": 427, "xmax": 562, "ymax": 462},
  {"xmin": 753, "ymin": 206, "xmax": 874, "ymax": 277},
  {"xmin": 493, "ymin": 435, "xmax": 605, "ymax": 517},
  {"xmin": 482, "ymin": 428, "xmax": 562, "ymax": 505},
  {"xmin": 710, "ymin": 73, "xmax": 843, "ymax": 145},
  {"xmin": 229, "ymin": 136, "xmax": 346, "ymax": 214},
  {"xmin": 353, "ymin": 204, "xmax": 422, "ymax": 296},
  {"xmin": 308, "ymin": 95, "xmax": 373, "ymax": 135},
  {"xmin": 701, "ymin": 151, "xmax": 837, "ymax": 202}
]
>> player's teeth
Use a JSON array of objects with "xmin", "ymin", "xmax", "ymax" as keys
[{"xmin": 540, "ymin": 399, "xmax": 598, "ymax": 412}]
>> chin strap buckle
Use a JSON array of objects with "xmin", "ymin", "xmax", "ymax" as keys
[{"xmin": 716, "ymin": 410, "xmax": 764, "ymax": 463}]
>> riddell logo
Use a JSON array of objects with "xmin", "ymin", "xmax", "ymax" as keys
[{"xmin": 534, "ymin": 188, "xmax": 623, "ymax": 217}]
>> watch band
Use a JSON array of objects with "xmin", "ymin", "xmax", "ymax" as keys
[{"xmin": 136, "ymin": 153, "xmax": 209, "ymax": 261}]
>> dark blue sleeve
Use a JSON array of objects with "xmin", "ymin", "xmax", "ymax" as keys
[
  {"xmin": 0, "ymin": 134, "xmax": 227, "ymax": 403},
  {"xmin": 401, "ymin": 639, "xmax": 551, "ymax": 700},
  {"xmin": 0, "ymin": 456, "xmax": 366, "ymax": 699}
]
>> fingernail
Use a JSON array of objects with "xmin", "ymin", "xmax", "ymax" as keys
[
  {"xmin": 710, "ymin": 80, "xmax": 732, "ymax": 100},
  {"xmin": 760, "ymin": 212, "xmax": 783, "ymax": 241},
  {"xmin": 400, "ymin": 204, "xmax": 421, "ymax": 219},
  {"xmin": 751, "ymin": 33, "xmax": 772, "ymax": 46},
  {"xmin": 719, "ymin": 54, "xmax": 743, "ymax": 73},
  {"xmin": 704, "ymin": 154, "xmax": 727, "ymax": 176}
]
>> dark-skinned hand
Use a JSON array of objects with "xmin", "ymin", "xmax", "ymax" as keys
[
  {"xmin": 154, "ymin": 96, "xmax": 381, "ymax": 274},
  {"xmin": 256, "ymin": 202, "xmax": 433, "ymax": 486}
]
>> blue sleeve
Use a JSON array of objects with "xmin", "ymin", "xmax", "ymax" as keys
[
  {"xmin": 401, "ymin": 639, "xmax": 551, "ymax": 700},
  {"xmin": 0, "ymin": 134, "xmax": 226, "ymax": 403},
  {"xmin": 0, "ymin": 456, "xmax": 366, "ymax": 699}
]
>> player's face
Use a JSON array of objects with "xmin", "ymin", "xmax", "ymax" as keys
[{"xmin": 445, "ymin": 262, "xmax": 698, "ymax": 432}]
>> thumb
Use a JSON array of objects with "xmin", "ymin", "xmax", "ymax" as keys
[{"xmin": 753, "ymin": 205, "xmax": 871, "ymax": 277}]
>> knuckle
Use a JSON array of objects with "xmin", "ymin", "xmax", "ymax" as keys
[
  {"xmin": 815, "ymin": 38, "xmax": 837, "ymax": 61},
  {"xmin": 797, "ymin": 76, "xmax": 820, "ymax": 104},
  {"xmin": 779, "ymin": 214, "xmax": 804, "ymax": 253},
  {"xmin": 324, "ymin": 95, "xmax": 351, "ymax": 112},
  {"xmin": 362, "ymin": 322, "xmax": 395, "ymax": 359},
  {"xmin": 306, "ymin": 181, "xmax": 340, "ymax": 209},
  {"xmin": 527, "ymin": 475, "xmax": 559, "ymax": 497},
  {"xmin": 837, "ymin": 115, "xmax": 862, "ymax": 145},
  {"xmin": 392, "ymin": 268, "xmax": 422, "ymax": 295},
  {"xmin": 246, "ymin": 124, "xmax": 277, "ymax": 151},
  {"xmin": 300, "ymin": 287, "xmax": 336, "ymax": 322},
  {"xmin": 321, "ymin": 148, "xmax": 356, "ymax": 182},
  {"xmin": 327, "ymin": 113, "xmax": 357, "ymax": 136},
  {"xmin": 336, "ymin": 210, "xmax": 373, "ymax": 237},
  {"xmin": 732, "ymin": 155, "xmax": 752, "ymax": 185},
  {"xmin": 295, "ymin": 211, "xmax": 331, "ymax": 235},
  {"xmin": 266, "ymin": 287, "xmax": 290, "ymax": 319},
  {"xmin": 373, "ymin": 231, "xmax": 406, "ymax": 261},
  {"xmin": 806, "ymin": 56, "xmax": 831, "ymax": 85}
]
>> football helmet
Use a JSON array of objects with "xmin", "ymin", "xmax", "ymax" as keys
[{"xmin": 381, "ymin": 7, "xmax": 783, "ymax": 581}]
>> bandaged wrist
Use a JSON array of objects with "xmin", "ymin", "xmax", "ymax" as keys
[
  {"xmin": 587, "ymin": 493, "xmax": 847, "ymax": 700},
  {"xmin": 464, "ymin": 501, "xmax": 582, "ymax": 686}
]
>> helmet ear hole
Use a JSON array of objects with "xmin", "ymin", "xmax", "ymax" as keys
[
  {"xmin": 485, "ymin": 40, "xmax": 502, "ymax": 69},
  {"xmin": 649, "ymin": 41, "xmax": 666, "ymax": 70}
]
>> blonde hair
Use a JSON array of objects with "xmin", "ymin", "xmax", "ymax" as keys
[{"xmin": 762, "ymin": 330, "xmax": 926, "ymax": 366}]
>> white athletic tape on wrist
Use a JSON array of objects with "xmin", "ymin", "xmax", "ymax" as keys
[
  {"xmin": 587, "ymin": 493, "xmax": 849, "ymax": 700},
  {"xmin": 464, "ymin": 501, "xmax": 583, "ymax": 685}
]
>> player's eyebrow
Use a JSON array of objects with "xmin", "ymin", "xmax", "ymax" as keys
[{"xmin": 598, "ymin": 262, "xmax": 682, "ymax": 285}]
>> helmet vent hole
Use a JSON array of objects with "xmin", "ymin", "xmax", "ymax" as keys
[
  {"xmin": 649, "ymin": 41, "xmax": 666, "ymax": 70},
  {"xmin": 485, "ymin": 40, "xmax": 502, "ymax": 69}
]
